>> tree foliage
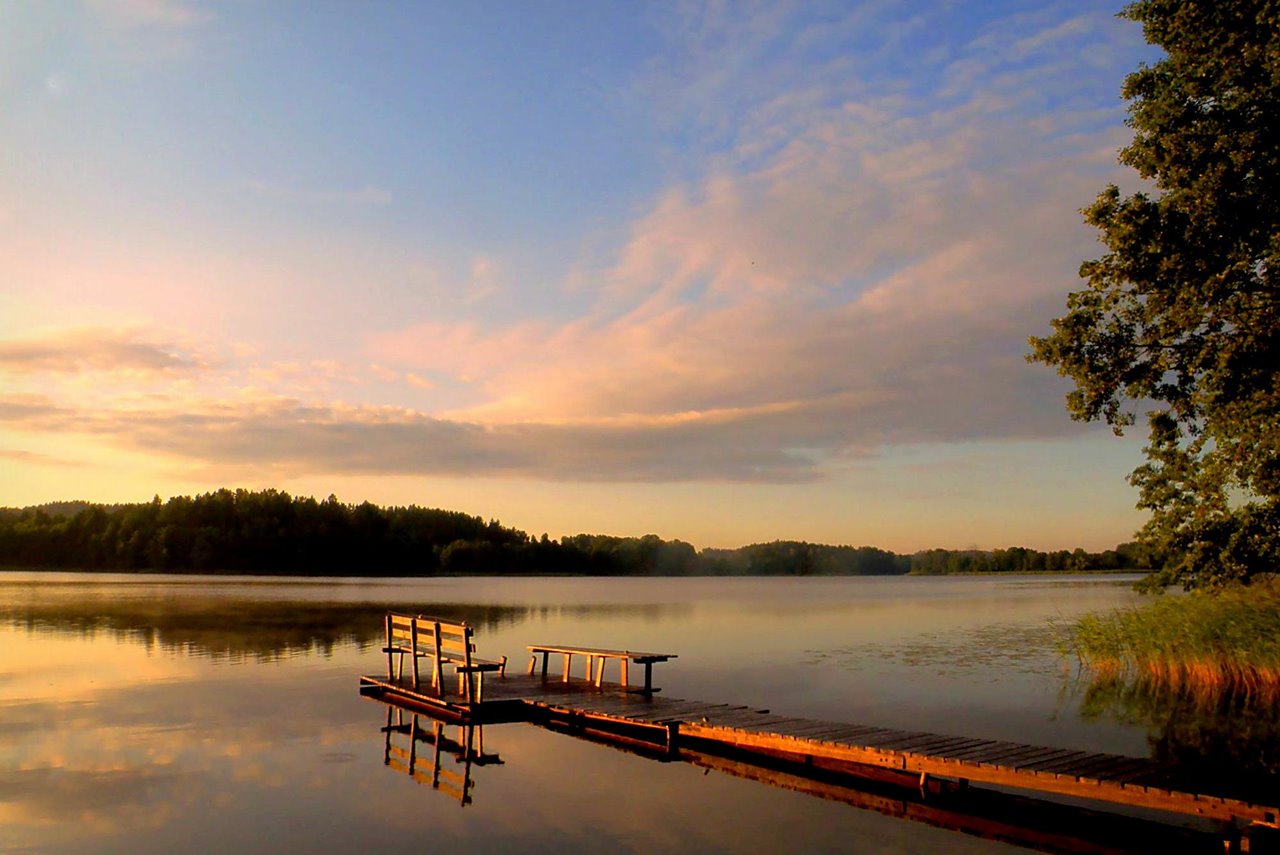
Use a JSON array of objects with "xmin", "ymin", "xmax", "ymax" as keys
[
  {"xmin": 1030, "ymin": 0, "xmax": 1280, "ymax": 589},
  {"xmin": 0, "ymin": 490, "xmax": 1146, "ymax": 576}
]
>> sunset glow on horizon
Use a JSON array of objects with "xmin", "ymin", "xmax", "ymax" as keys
[{"xmin": 1, "ymin": 1, "xmax": 1161, "ymax": 552}]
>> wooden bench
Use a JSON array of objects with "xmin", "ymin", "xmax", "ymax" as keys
[
  {"xmin": 527, "ymin": 644, "xmax": 677, "ymax": 695},
  {"xmin": 383, "ymin": 613, "xmax": 507, "ymax": 704}
]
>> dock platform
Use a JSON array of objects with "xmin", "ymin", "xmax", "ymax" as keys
[{"xmin": 358, "ymin": 670, "xmax": 1280, "ymax": 830}]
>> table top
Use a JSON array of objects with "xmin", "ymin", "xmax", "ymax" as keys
[{"xmin": 527, "ymin": 643, "xmax": 677, "ymax": 662}]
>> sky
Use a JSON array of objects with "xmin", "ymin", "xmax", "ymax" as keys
[{"xmin": 0, "ymin": 0, "xmax": 1163, "ymax": 552}]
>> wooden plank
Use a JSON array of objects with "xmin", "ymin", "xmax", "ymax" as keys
[
  {"xmin": 567, "ymin": 701, "xmax": 672, "ymax": 720},
  {"xmin": 410, "ymin": 620, "xmax": 421, "ymax": 690},
  {"xmin": 698, "ymin": 710, "xmax": 783, "ymax": 727},
  {"xmin": 1007, "ymin": 748, "xmax": 1084, "ymax": 770},
  {"xmin": 777, "ymin": 725, "xmax": 882, "ymax": 743},
  {"xmin": 432, "ymin": 621, "xmax": 444, "ymax": 691},
  {"xmin": 821, "ymin": 727, "xmax": 911, "ymax": 747},
  {"xmin": 385, "ymin": 614, "xmax": 395, "ymax": 680},
  {"xmin": 873, "ymin": 733, "xmax": 977, "ymax": 753},
  {"xmin": 970, "ymin": 744, "xmax": 1067, "ymax": 768},
  {"xmin": 817, "ymin": 725, "xmax": 903, "ymax": 743},
  {"xmin": 737, "ymin": 717, "xmax": 825, "ymax": 734},
  {"xmin": 602, "ymin": 702, "xmax": 715, "ymax": 722},
  {"xmin": 979, "ymin": 745, "xmax": 1073, "ymax": 768},
  {"xmin": 628, "ymin": 703, "xmax": 738, "ymax": 723},
  {"xmin": 1055, "ymin": 754, "xmax": 1150, "ymax": 780},
  {"xmin": 854, "ymin": 729, "xmax": 938, "ymax": 749},
  {"xmin": 937, "ymin": 741, "xmax": 1025, "ymax": 762},
  {"xmin": 527, "ymin": 644, "xmax": 677, "ymax": 660},
  {"xmin": 1025, "ymin": 752, "xmax": 1117, "ymax": 775},
  {"xmin": 905, "ymin": 737, "xmax": 994, "ymax": 757},
  {"xmin": 708, "ymin": 713, "xmax": 796, "ymax": 728},
  {"xmin": 1079, "ymin": 758, "xmax": 1162, "ymax": 782},
  {"xmin": 769, "ymin": 721, "xmax": 867, "ymax": 739},
  {"xmin": 543, "ymin": 698, "xmax": 642, "ymax": 717}
]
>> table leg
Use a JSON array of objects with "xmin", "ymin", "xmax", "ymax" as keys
[
  {"xmin": 643, "ymin": 662, "xmax": 653, "ymax": 695},
  {"xmin": 562, "ymin": 652, "xmax": 572, "ymax": 682},
  {"xmin": 620, "ymin": 658, "xmax": 629, "ymax": 688},
  {"xmin": 541, "ymin": 651, "xmax": 549, "ymax": 678}
]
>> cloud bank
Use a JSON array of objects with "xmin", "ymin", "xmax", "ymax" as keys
[{"xmin": 0, "ymin": 3, "xmax": 1142, "ymax": 487}]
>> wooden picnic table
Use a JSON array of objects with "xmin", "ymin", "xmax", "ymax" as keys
[{"xmin": 527, "ymin": 644, "xmax": 677, "ymax": 695}]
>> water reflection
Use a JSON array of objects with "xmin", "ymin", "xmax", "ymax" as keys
[
  {"xmin": 1074, "ymin": 675, "xmax": 1280, "ymax": 800},
  {"xmin": 2, "ymin": 572, "xmax": 1264, "ymax": 854},
  {"xmin": 0, "ymin": 588, "xmax": 674, "ymax": 661},
  {"xmin": 380, "ymin": 706, "xmax": 502, "ymax": 806}
]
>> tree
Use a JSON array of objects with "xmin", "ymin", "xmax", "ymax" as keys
[{"xmin": 1030, "ymin": 0, "xmax": 1279, "ymax": 589}]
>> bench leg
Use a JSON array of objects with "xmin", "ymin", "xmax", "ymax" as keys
[
  {"xmin": 620, "ymin": 658, "xmax": 628, "ymax": 688},
  {"xmin": 528, "ymin": 654, "xmax": 537, "ymax": 676},
  {"xmin": 644, "ymin": 662, "xmax": 653, "ymax": 695},
  {"xmin": 562, "ymin": 653, "xmax": 572, "ymax": 683},
  {"xmin": 385, "ymin": 615, "xmax": 394, "ymax": 680},
  {"xmin": 411, "ymin": 621, "xmax": 420, "ymax": 690}
]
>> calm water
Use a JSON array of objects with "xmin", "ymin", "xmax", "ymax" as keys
[{"xmin": 0, "ymin": 572, "xmax": 1258, "ymax": 853}]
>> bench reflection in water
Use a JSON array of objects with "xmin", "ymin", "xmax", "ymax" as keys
[{"xmin": 380, "ymin": 705, "xmax": 503, "ymax": 806}]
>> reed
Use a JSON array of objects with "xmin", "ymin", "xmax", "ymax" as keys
[{"xmin": 1066, "ymin": 578, "xmax": 1280, "ymax": 694}]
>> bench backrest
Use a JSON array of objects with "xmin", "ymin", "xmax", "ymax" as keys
[{"xmin": 386, "ymin": 612, "xmax": 476, "ymax": 668}]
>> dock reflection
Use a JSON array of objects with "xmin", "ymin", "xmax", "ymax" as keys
[
  {"xmin": 380, "ymin": 705, "xmax": 503, "ymax": 806},
  {"xmin": 368, "ymin": 695, "xmax": 1231, "ymax": 854}
]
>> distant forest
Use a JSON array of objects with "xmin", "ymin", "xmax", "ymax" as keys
[{"xmin": 0, "ymin": 489, "xmax": 1154, "ymax": 577}]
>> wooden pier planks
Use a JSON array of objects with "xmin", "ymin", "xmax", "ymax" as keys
[{"xmin": 360, "ymin": 671, "xmax": 1280, "ymax": 826}]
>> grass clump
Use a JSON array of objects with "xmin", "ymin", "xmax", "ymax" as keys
[{"xmin": 1068, "ymin": 577, "xmax": 1280, "ymax": 694}]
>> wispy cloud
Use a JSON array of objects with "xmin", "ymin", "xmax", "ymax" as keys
[
  {"xmin": 0, "ymin": 327, "xmax": 206, "ymax": 375},
  {"xmin": 0, "ymin": 393, "xmax": 852, "ymax": 482},
  {"xmin": 375, "ymin": 7, "xmax": 1132, "ymax": 442},
  {"xmin": 0, "ymin": 448, "xmax": 79, "ymax": 467}
]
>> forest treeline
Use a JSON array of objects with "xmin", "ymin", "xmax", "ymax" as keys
[{"xmin": 0, "ymin": 489, "xmax": 1152, "ymax": 576}]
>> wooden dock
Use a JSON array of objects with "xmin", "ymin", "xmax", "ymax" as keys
[
  {"xmin": 358, "ymin": 670, "xmax": 1280, "ymax": 834},
  {"xmin": 365, "ymin": 697, "xmax": 1239, "ymax": 855}
]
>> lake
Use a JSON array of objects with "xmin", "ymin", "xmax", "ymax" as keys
[{"xmin": 0, "ymin": 572, "xmax": 1268, "ymax": 853}]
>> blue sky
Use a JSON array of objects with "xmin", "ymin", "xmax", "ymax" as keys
[{"xmin": 0, "ymin": 0, "xmax": 1162, "ymax": 550}]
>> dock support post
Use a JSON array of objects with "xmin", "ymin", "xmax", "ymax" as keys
[{"xmin": 666, "ymin": 722, "xmax": 680, "ymax": 757}]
